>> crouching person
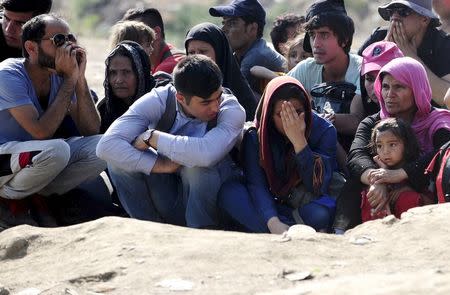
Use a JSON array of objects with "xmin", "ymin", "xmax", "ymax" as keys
[
  {"xmin": 96, "ymin": 55, "xmax": 245, "ymax": 228},
  {"xmin": 0, "ymin": 14, "xmax": 106, "ymax": 228}
]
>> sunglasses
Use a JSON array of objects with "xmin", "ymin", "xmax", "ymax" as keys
[
  {"xmin": 386, "ymin": 6, "xmax": 414, "ymax": 18},
  {"xmin": 38, "ymin": 33, "xmax": 77, "ymax": 47}
]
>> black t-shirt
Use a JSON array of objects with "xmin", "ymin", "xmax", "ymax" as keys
[{"xmin": 0, "ymin": 19, "xmax": 23, "ymax": 62}]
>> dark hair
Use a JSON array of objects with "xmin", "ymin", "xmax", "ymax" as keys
[
  {"xmin": 21, "ymin": 13, "xmax": 63, "ymax": 58},
  {"xmin": 241, "ymin": 15, "xmax": 264, "ymax": 39},
  {"xmin": 304, "ymin": 13, "xmax": 354, "ymax": 54},
  {"xmin": 173, "ymin": 55, "xmax": 222, "ymax": 101},
  {"xmin": 122, "ymin": 8, "xmax": 165, "ymax": 39},
  {"xmin": 270, "ymin": 13, "xmax": 305, "ymax": 54},
  {"xmin": 1, "ymin": 0, "xmax": 52, "ymax": 15},
  {"xmin": 370, "ymin": 118, "xmax": 421, "ymax": 163}
]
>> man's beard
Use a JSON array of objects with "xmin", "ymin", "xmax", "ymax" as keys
[{"xmin": 37, "ymin": 47, "xmax": 55, "ymax": 69}]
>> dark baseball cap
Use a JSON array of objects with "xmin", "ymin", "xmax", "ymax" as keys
[{"xmin": 209, "ymin": 0, "xmax": 266, "ymax": 25}]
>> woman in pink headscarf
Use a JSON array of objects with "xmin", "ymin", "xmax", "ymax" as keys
[{"xmin": 335, "ymin": 57, "xmax": 450, "ymax": 231}]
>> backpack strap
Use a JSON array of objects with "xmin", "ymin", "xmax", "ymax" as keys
[
  {"xmin": 155, "ymin": 86, "xmax": 177, "ymax": 133},
  {"xmin": 436, "ymin": 148, "xmax": 450, "ymax": 203}
]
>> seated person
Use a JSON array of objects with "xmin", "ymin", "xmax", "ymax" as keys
[
  {"xmin": 359, "ymin": 0, "xmax": 450, "ymax": 107},
  {"xmin": 185, "ymin": 22, "xmax": 257, "ymax": 120},
  {"xmin": 250, "ymin": 33, "xmax": 312, "ymax": 80},
  {"xmin": 0, "ymin": 14, "xmax": 105, "ymax": 228},
  {"xmin": 0, "ymin": 0, "xmax": 52, "ymax": 62},
  {"xmin": 287, "ymin": 0, "xmax": 363, "ymax": 146},
  {"xmin": 109, "ymin": 20, "xmax": 155, "ymax": 64},
  {"xmin": 333, "ymin": 57, "xmax": 450, "ymax": 232},
  {"xmin": 96, "ymin": 55, "xmax": 245, "ymax": 229},
  {"xmin": 218, "ymin": 76, "xmax": 339, "ymax": 234},
  {"xmin": 360, "ymin": 118, "xmax": 433, "ymax": 221},
  {"xmin": 360, "ymin": 41, "xmax": 404, "ymax": 117},
  {"xmin": 97, "ymin": 41, "xmax": 156, "ymax": 133},
  {"xmin": 121, "ymin": 8, "xmax": 184, "ymax": 75},
  {"xmin": 209, "ymin": 0, "xmax": 285, "ymax": 96},
  {"xmin": 270, "ymin": 13, "xmax": 305, "ymax": 55}
]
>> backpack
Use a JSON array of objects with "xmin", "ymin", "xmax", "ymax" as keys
[
  {"xmin": 425, "ymin": 141, "xmax": 450, "ymax": 203},
  {"xmin": 310, "ymin": 81, "xmax": 356, "ymax": 114}
]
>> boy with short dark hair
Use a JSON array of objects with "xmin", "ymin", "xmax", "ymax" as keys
[{"xmin": 96, "ymin": 55, "xmax": 245, "ymax": 229}]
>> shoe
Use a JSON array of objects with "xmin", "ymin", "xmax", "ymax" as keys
[
  {"xmin": 0, "ymin": 197, "xmax": 38, "ymax": 230},
  {"xmin": 29, "ymin": 194, "xmax": 58, "ymax": 227}
]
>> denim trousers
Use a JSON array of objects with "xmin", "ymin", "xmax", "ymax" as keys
[
  {"xmin": 108, "ymin": 156, "xmax": 236, "ymax": 228},
  {"xmin": 0, "ymin": 135, "xmax": 106, "ymax": 199}
]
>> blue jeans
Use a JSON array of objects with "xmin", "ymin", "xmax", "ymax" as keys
[
  {"xmin": 218, "ymin": 178, "xmax": 335, "ymax": 232},
  {"xmin": 108, "ymin": 157, "xmax": 236, "ymax": 228}
]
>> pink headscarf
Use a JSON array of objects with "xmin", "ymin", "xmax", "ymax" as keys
[{"xmin": 374, "ymin": 57, "xmax": 450, "ymax": 153}]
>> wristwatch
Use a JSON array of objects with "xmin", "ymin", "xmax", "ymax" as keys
[{"xmin": 142, "ymin": 129, "xmax": 155, "ymax": 147}]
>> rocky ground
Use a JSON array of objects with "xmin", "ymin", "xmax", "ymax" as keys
[{"xmin": 1, "ymin": 203, "xmax": 450, "ymax": 295}]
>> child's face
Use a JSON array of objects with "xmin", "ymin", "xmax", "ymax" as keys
[
  {"xmin": 375, "ymin": 130, "xmax": 405, "ymax": 168},
  {"xmin": 287, "ymin": 43, "xmax": 311, "ymax": 70}
]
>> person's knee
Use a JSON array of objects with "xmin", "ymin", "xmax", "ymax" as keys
[
  {"xmin": 41, "ymin": 140, "xmax": 71, "ymax": 169},
  {"xmin": 182, "ymin": 166, "xmax": 221, "ymax": 196},
  {"xmin": 300, "ymin": 203, "xmax": 331, "ymax": 231}
]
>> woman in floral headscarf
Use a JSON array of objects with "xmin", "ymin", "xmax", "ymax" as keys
[{"xmin": 219, "ymin": 76, "xmax": 339, "ymax": 234}]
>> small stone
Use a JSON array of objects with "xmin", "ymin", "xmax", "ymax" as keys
[
  {"xmin": 272, "ymin": 232, "xmax": 291, "ymax": 243},
  {"xmin": 15, "ymin": 288, "xmax": 41, "ymax": 295},
  {"xmin": 156, "ymin": 278, "xmax": 194, "ymax": 291},
  {"xmin": 0, "ymin": 285, "xmax": 10, "ymax": 295},
  {"xmin": 284, "ymin": 271, "xmax": 313, "ymax": 281},
  {"xmin": 287, "ymin": 224, "xmax": 316, "ymax": 240},
  {"xmin": 349, "ymin": 235, "xmax": 375, "ymax": 245},
  {"xmin": 381, "ymin": 215, "xmax": 398, "ymax": 225}
]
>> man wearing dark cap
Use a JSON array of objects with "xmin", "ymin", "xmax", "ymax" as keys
[
  {"xmin": 0, "ymin": 0, "xmax": 52, "ymax": 62},
  {"xmin": 287, "ymin": 0, "xmax": 363, "ymax": 144},
  {"xmin": 209, "ymin": 0, "xmax": 285, "ymax": 96},
  {"xmin": 359, "ymin": 0, "xmax": 450, "ymax": 107}
]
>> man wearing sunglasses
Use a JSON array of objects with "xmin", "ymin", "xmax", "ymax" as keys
[
  {"xmin": 0, "ymin": 14, "xmax": 106, "ymax": 227},
  {"xmin": 358, "ymin": 0, "xmax": 450, "ymax": 108},
  {"xmin": 0, "ymin": 0, "xmax": 52, "ymax": 62}
]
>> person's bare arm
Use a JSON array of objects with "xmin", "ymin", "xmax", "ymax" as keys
[
  {"xmin": 8, "ymin": 44, "xmax": 78, "ymax": 139},
  {"xmin": 68, "ymin": 46, "xmax": 101, "ymax": 135}
]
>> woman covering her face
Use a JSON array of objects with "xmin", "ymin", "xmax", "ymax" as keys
[
  {"xmin": 219, "ymin": 76, "xmax": 339, "ymax": 234},
  {"xmin": 334, "ymin": 57, "xmax": 450, "ymax": 232},
  {"xmin": 98, "ymin": 41, "xmax": 155, "ymax": 133},
  {"xmin": 185, "ymin": 22, "xmax": 257, "ymax": 121}
]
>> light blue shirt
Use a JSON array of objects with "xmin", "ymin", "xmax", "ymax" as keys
[
  {"xmin": 96, "ymin": 84, "xmax": 245, "ymax": 174},
  {"xmin": 287, "ymin": 54, "xmax": 362, "ymax": 113}
]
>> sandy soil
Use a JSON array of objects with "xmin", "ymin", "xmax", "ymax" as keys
[{"xmin": 1, "ymin": 204, "xmax": 450, "ymax": 294}]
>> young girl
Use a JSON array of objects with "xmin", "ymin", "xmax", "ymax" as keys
[
  {"xmin": 218, "ymin": 76, "xmax": 338, "ymax": 234},
  {"xmin": 361, "ymin": 118, "xmax": 431, "ymax": 221}
]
